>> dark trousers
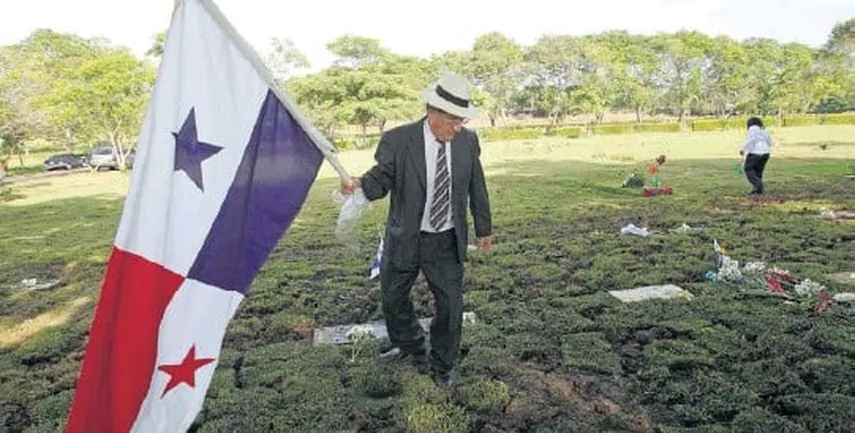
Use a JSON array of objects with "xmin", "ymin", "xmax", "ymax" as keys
[
  {"xmin": 744, "ymin": 153, "xmax": 770, "ymax": 193},
  {"xmin": 380, "ymin": 229, "xmax": 463, "ymax": 374}
]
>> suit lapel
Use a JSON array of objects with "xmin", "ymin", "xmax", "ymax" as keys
[{"xmin": 408, "ymin": 118, "xmax": 427, "ymax": 192}]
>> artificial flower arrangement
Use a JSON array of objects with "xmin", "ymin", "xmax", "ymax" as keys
[
  {"xmin": 705, "ymin": 240, "xmax": 836, "ymax": 313},
  {"xmin": 620, "ymin": 154, "xmax": 674, "ymax": 196},
  {"xmin": 642, "ymin": 154, "xmax": 673, "ymax": 197}
]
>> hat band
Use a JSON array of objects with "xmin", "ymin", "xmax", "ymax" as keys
[{"xmin": 436, "ymin": 85, "xmax": 469, "ymax": 108}]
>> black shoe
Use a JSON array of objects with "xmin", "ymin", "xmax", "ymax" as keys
[
  {"xmin": 379, "ymin": 342, "xmax": 428, "ymax": 364},
  {"xmin": 431, "ymin": 368, "xmax": 456, "ymax": 389}
]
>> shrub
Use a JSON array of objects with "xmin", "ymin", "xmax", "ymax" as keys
[
  {"xmin": 333, "ymin": 133, "xmax": 382, "ymax": 151},
  {"xmin": 561, "ymin": 332, "xmax": 623, "ymax": 375},
  {"xmin": 1, "ymin": 186, "xmax": 21, "ymax": 203},
  {"xmin": 820, "ymin": 112, "xmax": 855, "ymax": 125},
  {"xmin": 480, "ymin": 127, "xmax": 543, "ymax": 142},
  {"xmin": 593, "ymin": 123, "xmax": 635, "ymax": 135},
  {"xmin": 457, "ymin": 379, "xmax": 510, "ymax": 412},
  {"xmin": 692, "ymin": 117, "xmax": 778, "ymax": 132},
  {"xmin": 401, "ymin": 371, "xmax": 471, "ymax": 433},
  {"xmin": 633, "ymin": 122, "xmax": 681, "ymax": 133},
  {"xmin": 590, "ymin": 122, "xmax": 680, "ymax": 135},
  {"xmin": 783, "ymin": 115, "xmax": 821, "ymax": 127},
  {"xmin": 548, "ymin": 126, "xmax": 584, "ymax": 138}
]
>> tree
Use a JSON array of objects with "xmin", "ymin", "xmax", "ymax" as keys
[
  {"xmin": 288, "ymin": 35, "xmax": 431, "ymax": 140},
  {"xmin": 770, "ymin": 43, "xmax": 816, "ymax": 118},
  {"xmin": 824, "ymin": 18, "xmax": 855, "ymax": 65},
  {"xmin": 572, "ymin": 35, "xmax": 617, "ymax": 124},
  {"xmin": 467, "ymin": 32, "xmax": 524, "ymax": 126},
  {"xmin": 524, "ymin": 35, "xmax": 583, "ymax": 127},
  {"xmin": 616, "ymin": 34, "xmax": 660, "ymax": 122},
  {"xmin": 823, "ymin": 19, "xmax": 855, "ymax": 107},
  {"xmin": 263, "ymin": 37, "xmax": 310, "ymax": 84},
  {"xmin": 0, "ymin": 45, "xmax": 42, "ymax": 164},
  {"xmin": 0, "ymin": 29, "xmax": 102, "ymax": 159},
  {"xmin": 652, "ymin": 31, "xmax": 713, "ymax": 123},
  {"xmin": 703, "ymin": 36, "xmax": 752, "ymax": 117},
  {"xmin": 326, "ymin": 35, "xmax": 387, "ymax": 69},
  {"xmin": 146, "ymin": 31, "xmax": 167, "ymax": 58},
  {"xmin": 47, "ymin": 48, "xmax": 156, "ymax": 168}
]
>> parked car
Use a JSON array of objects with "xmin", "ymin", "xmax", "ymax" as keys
[
  {"xmin": 43, "ymin": 153, "xmax": 88, "ymax": 171},
  {"xmin": 89, "ymin": 146, "xmax": 119, "ymax": 170}
]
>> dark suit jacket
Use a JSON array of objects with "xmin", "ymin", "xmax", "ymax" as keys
[{"xmin": 360, "ymin": 117, "xmax": 492, "ymax": 267}]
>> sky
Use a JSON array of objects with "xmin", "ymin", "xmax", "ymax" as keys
[{"xmin": 1, "ymin": 0, "xmax": 853, "ymax": 73}]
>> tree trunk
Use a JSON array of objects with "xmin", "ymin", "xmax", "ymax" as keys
[
  {"xmin": 65, "ymin": 127, "xmax": 75, "ymax": 152},
  {"xmin": 109, "ymin": 131, "xmax": 127, "ymax": 171}
]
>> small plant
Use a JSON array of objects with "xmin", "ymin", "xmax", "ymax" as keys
[
  {"xmin": 0, "ymin": 186, "xmax": 22, "ymax": 203},
  {"xmin": 621, "ymin": 173, "xmax": 645, "ymax": 188},
  {"xmin": 458, "ymin": 379, "xmax": 510, "ymax": 412},
  {"xmin": 346, "ymin": 324, "xmax": 374, "ymax": 362}
]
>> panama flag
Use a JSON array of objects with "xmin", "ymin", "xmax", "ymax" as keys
[{"xmin": 65, "ymin": 0, "xmax": 343, "ymax": 431}]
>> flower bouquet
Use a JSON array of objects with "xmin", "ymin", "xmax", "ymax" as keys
[
  {"xmin": 640, "ymin": 155, "xmax": 673, "ymax": 197},
  {"xmin": 705, "ymin": 240, "xmax": 836, "ymax": 313}
]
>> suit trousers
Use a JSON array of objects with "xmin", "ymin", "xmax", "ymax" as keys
[
  {"xmin": 744, "ymin": 153, "xmax": 770, "ymax": 193},
  {"xmin": 380, "ymin": 229, "xmax": 463, "ymax": 374}
]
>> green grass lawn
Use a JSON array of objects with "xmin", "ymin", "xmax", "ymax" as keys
[{"xmin": 1, "ymin": 125, "xmax": 855, "ymax": 432}]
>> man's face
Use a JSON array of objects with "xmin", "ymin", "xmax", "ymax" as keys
[{"xmin": 427, "ymin": 108, "xmax": 466, "ymax": 143}]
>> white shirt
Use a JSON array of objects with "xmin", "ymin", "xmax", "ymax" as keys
[
  {"xmin": 421, "ymin": 120, "xmax": 454, "ymax": 232},
  {"xmin": 740, "ymin": 126, "xmax": 773, "ymax": 155}
]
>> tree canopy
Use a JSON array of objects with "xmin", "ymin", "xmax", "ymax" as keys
[{"xmin": 2, "ymin": 20, "xmax": 854, "ymax": 160}]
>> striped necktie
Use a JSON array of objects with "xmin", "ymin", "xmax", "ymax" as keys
[{"xmin": 429, "ymin": 141, "xmax": 450, "ymax": 230}]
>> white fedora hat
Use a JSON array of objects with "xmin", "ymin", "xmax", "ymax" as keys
[{"xmin": 422, "ymin": 72, "xmax": 478, "ymax": 119}]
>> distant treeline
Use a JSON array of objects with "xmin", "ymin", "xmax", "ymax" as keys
[{"xmin": 1, "ymin": 19, "xmax": 854, "ymax": 159}]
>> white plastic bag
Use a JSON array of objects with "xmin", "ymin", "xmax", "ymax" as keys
[
  {"xmin": 620, "ymin": 223, "xmax": 651, "ymax": 237},
  {"xmin": 332, "ymin": 188, "xmax": 371, "ymax": 252}
]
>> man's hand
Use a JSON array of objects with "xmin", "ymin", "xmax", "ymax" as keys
[
  {"xmin": 476, "ymin": 235, "xmax": 492, "ymax": 251},
  {"xmin": 340, "ymin": 177, "xmax": 361, "ymax": 195}
]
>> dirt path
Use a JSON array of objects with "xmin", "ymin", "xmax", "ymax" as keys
[{"xmin": 2, "ymin": 168, "xmax": 89, "ymax": 186}]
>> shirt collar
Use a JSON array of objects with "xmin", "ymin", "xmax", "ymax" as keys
[{"xmin": 424, "ymin": 118, "xmax": 447, "ymax": 145}]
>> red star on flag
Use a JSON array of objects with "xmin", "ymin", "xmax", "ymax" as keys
[{"xmin": 157, "ymin": 345, "xmax": 215, "ymax": 398}]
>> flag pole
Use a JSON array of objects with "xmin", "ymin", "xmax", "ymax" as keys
[{"xmin": 196, "ymin": 0, "xmax": 352, "ymax": 184}]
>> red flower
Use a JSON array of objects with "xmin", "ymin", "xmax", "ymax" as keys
[
  {"xmin": 814, "ymin": 290, "xmax": 835, "ymax": 314},
  {"xmin": 764, "ymin": 275, "xmax": 787, "ymax": 295}
]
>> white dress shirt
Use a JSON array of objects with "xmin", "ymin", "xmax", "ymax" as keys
[
  {"xmin": 740, "ymin": 126, "xmax": 773, "ymax": 155},
  {"xmin": 421, "ymin": 120, "xmax": 454, "ymax": 232}
]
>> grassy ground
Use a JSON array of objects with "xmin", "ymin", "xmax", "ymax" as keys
[{"xmin": 1, "ymin": 126, "xmax": 855, "ymax": 432}]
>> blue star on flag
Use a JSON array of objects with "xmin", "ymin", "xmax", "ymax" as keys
[{"xmin": 173, "ymin": 107, "xmax": 223, "ymax": 191}]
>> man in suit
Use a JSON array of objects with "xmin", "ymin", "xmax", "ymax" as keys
[{"xmin": 340, "ymin": 73, "xmax": 492, "ymax": 387}]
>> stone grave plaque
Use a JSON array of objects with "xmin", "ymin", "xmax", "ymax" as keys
[
  {"xmin": 828, "ymin": 272, "xmax": 855, "ymax": 287},
  {"xmin": 608, "ymin": 284, "xmax": 694, "ymax": 303},
  {"xmin": 314, "ymin": 312, "xmax": 477, "ymax": 345}
]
